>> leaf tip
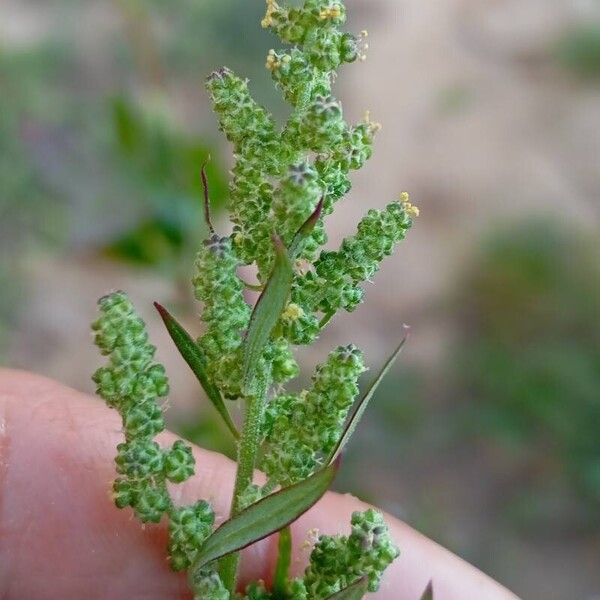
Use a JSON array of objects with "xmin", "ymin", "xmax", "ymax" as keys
[
  {"xmin": 419, "ymin": 580, "xmax": 434, "ymax": 600},
  {"xmin": 306, "ymin": 195, "xmax": 324, "ymax": 228},
  {"xmin": 153, "ymin": 301, "xmax": 169, "ymax": 321}
]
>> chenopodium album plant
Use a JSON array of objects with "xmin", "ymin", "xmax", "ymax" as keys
[{"xmin": 91, "ymin": 1, "xmax": 423, "ymax": 598}]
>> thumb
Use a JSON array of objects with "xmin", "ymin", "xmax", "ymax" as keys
[{"xmin": 0, "ymin": 369, "xmax": 517, "ymax": 599}]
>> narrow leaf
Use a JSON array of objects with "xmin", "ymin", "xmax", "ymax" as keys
[
  {"xmin": 200, "ymin": 157, "xmax": 215, "ymax": 234},
  {"xmin": 190, "ymin": 459, "xmax": 339, "ymax": 573},
  {"xmin": 329, "ymin": 325, "xmax": 411, "ymax": 464},
  {"xmin": 154, "ymin": 302, "xmax": 239, "ymax": 439},
  {"xmin": 289, "ymin": 196, "xmax": 324, "ymax": 258},
  {"xmin": 325, "ymin": 577, "xmax": 369, "ymax": 600},
  {"xmin": 419, "ymin": 581, "xmax": 434, "ymax": 600},
  {"xmin": 243, "ymin": 234, "xmax": 294, "ymax": 389}
]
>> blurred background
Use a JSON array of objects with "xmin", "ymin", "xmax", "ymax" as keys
[{"xmin": 1, "ymin": 0, "xmax": 599, "ymax": 597}]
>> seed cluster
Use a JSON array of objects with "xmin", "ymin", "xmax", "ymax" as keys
[{"xmin": 92, "ymin": 292, "xmax": 214, "ymax": 570}]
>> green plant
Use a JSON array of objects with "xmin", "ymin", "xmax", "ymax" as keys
[{"xmin": 91, "ymin": 1, "xmax": 421, "ymax": 597}]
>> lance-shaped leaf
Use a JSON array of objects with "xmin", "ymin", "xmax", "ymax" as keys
[
  {"xmin": 419, "ymin": 581, "xmax": 434, "ymax": 600},
  {"xmin": 154, "ymin": 302, "xmax": 239, "ymax": 439},
  {"xmin": 243, "ymin": 234, "xmax": 293, "ymax": 390},
  {"xmin": 289, "ymin": 196, "xmax": 324, "ymax": 258},
  {"xmin": 329, "ymin": 326, "xmax": 411, "ymax": 464},
  {"xmin": 190, "ymin": 459, "xmax": 339, "ymax": 574},
  {"xmin": 325, "ymin": 577, "xmax": 369, "ymax": 600}
]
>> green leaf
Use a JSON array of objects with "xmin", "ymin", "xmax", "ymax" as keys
[
  {"xmin": 325, "ymin": 577, "xmax": 369, "ymax": 599},
  {"xmin": 289, "ymin": 196, "xmax": 324, "ymax": 258},
  {"xmin": 243, "ymin": 234, "xmax": 294, "ymax": 390},
  {"xmin": 419, "ymin": 581, "xmax": 434, "ymax": 600},
  {"xmin": 154, "ymin": 302, "xmax": 239, "ymax": 439},
  {"xmin": 329, "ymin": 326, "xmax": 410, "ymax": 464},
  {"xmin": 190, "ymin": 460, "xmax": 339, "ymax": 574}
]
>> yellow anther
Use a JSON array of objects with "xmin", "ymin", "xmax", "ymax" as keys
[
  {"xmin": 358, "ymin": 29, "xmax": 370, "ymax": 61},
  {"xmin": 282, "ymin": 303, "xmax": 304, "ymax": 321},
  {"xmin": 319, "ymin": 4, "xmax": 342, "ymax": 20},
  {"xmin": 363, "ymin": 110, "xmax": 382, "ymax": 132},
  {"xmin": 400, "ymin": 193, "xmax": 420, "ymax": 218},
  {"xmin": 265, "ymin": 50, "xmax": 279, "ymax": 71},
  {"xmin": 261, "ymin": 0, "xmax": 279, "ymax": 28}
]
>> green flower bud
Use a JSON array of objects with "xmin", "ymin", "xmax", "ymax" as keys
[
  {"xmin": 269, "ymin": 338, "xmax": 300, "ymax": 384},
  {"xmin": 112, "ymin": 477, "xmax": 136, "ymax": 509},
  {"xmin": 190, "ymin": 568, "xmax": 230, "ymax": 600},
  {"xmin": 167, "ymin": 500, "xmax": 215, "ymax": 570},
  {"xmin": 134, "ymin": 485, "xmax": 170, "ymax": 523},
  {"xmin": 272, "ymin": 161, "xmax": 322, "ymax": 245},
  {"xmin": 290, "ymin": 95, "xmax": 346, "ymax": 153},
  {"xmin": 123, "ymin": 402, "xmax": 165, "ymax": 440},
  {"xmin": 340, "ymin": 32, "xmax": 359, "ymax": 63},
  {"xmin": 164, "ymin": 440, "xmax": 195, "ymax": 483},
  {"xmin": 115, "ymin": 440, "xmax": 164, "ymax": 479}
]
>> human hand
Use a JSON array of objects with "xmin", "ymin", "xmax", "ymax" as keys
[{"xmin": 0, "ymin": 369, "xmax": 518, "ymax": 599}]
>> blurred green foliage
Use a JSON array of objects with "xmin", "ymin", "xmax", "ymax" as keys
[
  {"xmin": 0, "ymin": 0, "xmax": 273, "ymax": 351},
  {"xmin": 103, "ymin": 96, "xmax": 227, "ymax": 269},
  {"xmin": 556, "ymin": 24, "xmax": 600, "ymax": 81},
  {"xmin": 0, "ymin": 43, "xmax": 72, "ymax": 356},
  {"xmin": 454, "ymin": 220, "xmax": 600, "ymax": 525}
]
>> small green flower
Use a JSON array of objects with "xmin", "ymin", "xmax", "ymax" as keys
[
  {"xmin": 133, "ymin": 485, "xmax": 170, "ymax": 524},
  {"xmin": 115, "ymin": 440, "xmax": 164, "ymax": 479},
  {"xmin": 164, "ymin": 440, "xmax": 196, "ymax": 483},
  {"xmin": 168, "ymin": 501, "xmax": 215, "ymax": 570},
  {"xmin": 190, "ymin": 568, "xmax": 230, "ymax": 600}
]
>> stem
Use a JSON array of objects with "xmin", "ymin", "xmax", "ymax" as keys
[
  {"xmin": 272, "ymin": 526, "xmax": 292, "ymax": 599},
  {"xmin": 219, "ymin": 376, "xmax": 269, "ymax": 592}
]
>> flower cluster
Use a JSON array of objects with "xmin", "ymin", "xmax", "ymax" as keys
[
  {"xmin": 193, "ymin": 234, "xmax": 251, "ymax": 398},
  {"xmin": 93, "ymin": 0, "xmax": 412, "ymax": 596},
  {"xmin": 277, "ymin": 199, "xmax": 417, "ymax": 347},
  {"xmin": 262, "ymin": 344, "xmax": 366, "ymax": 486},
  {"xmin": 205, "ymin": 0, "xmax": 384, "ymax": 280},
  {"xmin": 92, "ymin": 292, "xmax": 214, "ymax": 569},
  {"xmin": 303, "ymin": 509, "xmax": 400, "ymax": 596}
]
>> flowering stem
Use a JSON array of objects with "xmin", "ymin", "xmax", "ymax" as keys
[
  {"xmin": 219, "ymin": 375, "xmax": 269, "ymax": 592},
  {"xmin": 273, "ymin": 526, "xmax": 292, "ymax": 598}
]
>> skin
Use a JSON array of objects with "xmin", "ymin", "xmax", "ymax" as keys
[{"xmin": 0, "ymin": 369, "xmax": 519, "ymax": 599}]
